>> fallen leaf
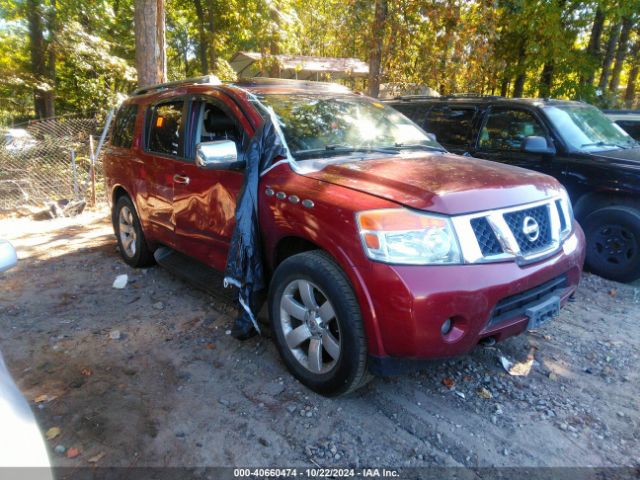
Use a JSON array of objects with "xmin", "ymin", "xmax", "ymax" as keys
[
  {"xmin": 463, "ymin": 375, "xmax": 473, "ymax": 382},
  {"xmin": 81, "ymin": 367, "xmax": 93, "ymax": 377},
  {"xmin": 477, "ymin": 387, "xmax": 493, "ymax": 399},
  {"xmin": 442, "ymin": 377, "xmax": 455, "ymax": 389},
  {"xmin": 206, "ymin": 343, "xmax": 216, "ymax": 350},
  {"xmin": 66, "ymin": 447, "xmax": 80, "ymax": 459},
  {"xmin": 34, "ymin": 394, "xmax": 56, "ymax": 403},
  {"xmin": 548, "ymin": 372, "xmax": 558, "ymax": 381},
  {"xmin": 499, "ymin": 355, "xmax": 534, "ymax": 376},
  {"xmin": 45, "ymin": 427, "xmax": 61, "ymax": 440},
  {"xmin": 609, "ymin": 289, "xmax": 617, "ymax": 297},
  {"xmin": 88, "ymin": 452, "xmax": 105, "ymax": 463}
]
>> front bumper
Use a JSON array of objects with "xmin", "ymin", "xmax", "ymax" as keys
[{"xmin": 361, "ymin": 224, "xmax": 585, "ymax": 366}]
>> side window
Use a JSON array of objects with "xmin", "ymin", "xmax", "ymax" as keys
[
  {"xmin": 148, "ymin": 101, "xmax": 184, "ymax": 156},
  {"xmin": 479, "ymin": 109, "xmax": 546, "ymax": 151},
  {"xmin": 425, "ymin": 106, "xmax": 475, "ymax": 146},
  {"xmin": 391, "ymin": 104, "xmax": 427, "ymax": 128},
  {"xmin": 615, "ymin": 120, "xmax": 640, "ymax": 140},
  {"xmin": 111, "ymin": 105, "xmax": 138, "ymax": 148},
  {"xmin": 199, "ymin": 103, "xmax": 241, "ymax": 147}
]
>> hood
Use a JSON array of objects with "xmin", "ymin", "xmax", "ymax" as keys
[
  {"xmin": 302, "ymin": 152, "xmax": 562, "ymax": 215},
  {"xmin": 587, "ymin": 147, "xmax": 640, "ymax": 170}
]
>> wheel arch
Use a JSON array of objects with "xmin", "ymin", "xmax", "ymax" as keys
[{"xmin": 573, "ymin": 191, "xmax": 640, "ymax": 221}]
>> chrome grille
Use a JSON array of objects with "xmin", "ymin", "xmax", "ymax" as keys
[
  {"xmin": 451, "ymin": 196, "xmax": 569, "ymax": 265},
  {"xmin": 503, "ymin": 205, "xmax": 552, "ymax": 254},
  {"xmin": 470, "ymin": 217, "xmax": 502, "ymax": 256}
]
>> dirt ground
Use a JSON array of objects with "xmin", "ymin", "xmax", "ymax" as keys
[{"xmin": 0, "ymin": 210, "xmax": 638, "ymax": 469}]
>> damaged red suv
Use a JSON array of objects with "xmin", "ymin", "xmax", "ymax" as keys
[{"xmin": 104, "ymin": 77, "xmax": 585, "ymax": 395}]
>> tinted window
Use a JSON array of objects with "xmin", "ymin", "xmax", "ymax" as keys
[
  {"xmin": 111, "ymin": 105, "xmax": 138, "ymax": 148},
  {"xmin": 479, "ymin": 109, "xmax": 545, "ymax": 151},
  {"xmin": 425, "ymin": 107, "xmax": 475, "ymax": 146},
  {"xmin": 390, "ymin": 104, "xmax": 428, "ymax": 128},
  {"xmin": 148, "ymin": 101, "xmax": 184, "ymax": 156},
  {"xmin": 615, "ymin": 120, "xmax": 640, "ymax": 141}
]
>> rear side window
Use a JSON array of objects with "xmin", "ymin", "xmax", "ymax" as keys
[
  {"xmin": 147, "ymin": 101, "xmax": 184, "ymax": 156},
  {"xmin": 390, "ymin": 104, "xmax": 429, "ymax": 129},
  {"xmin": 111, "ymin": 105, "xmax": 138, "ymax": 148},
  {"xmin": 615, "ymin": 120, "xmax": 640, "ymax": 140},
  {"xmin": 425, "ymin": 107, "xmax": 475, "ymax": 146}
]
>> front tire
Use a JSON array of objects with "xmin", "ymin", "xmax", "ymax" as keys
[
  {"xmin": 583, "ymin": 206, "xmax": 640, "ymax": 283},
  {"xmin": 269, "ymin": 251, "xmax": 369, "ymax": 396},
  {"xmin": 112, "ymin": 195, "xmax": 155, "ymax": 268}
]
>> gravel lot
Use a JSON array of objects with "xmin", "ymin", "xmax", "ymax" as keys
[{"xmin": 0, "ymin": 210, "xmax": 639, "ymax": 469}]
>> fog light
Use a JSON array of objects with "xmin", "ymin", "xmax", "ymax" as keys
[{"xmin": 441, "ymin": 318, "xmax": 453, "ymax": 336}]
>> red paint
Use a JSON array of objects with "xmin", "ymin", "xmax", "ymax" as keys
[{"xmin": 104, "ymin": 82, "xmax": 585, "ymax": 362}]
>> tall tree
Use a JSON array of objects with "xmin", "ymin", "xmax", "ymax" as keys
[
  {"xmin": 582, "ymin": 6, "xmax": 605, "ymax": 88},
  {"xmin": 625, "ymin": 39, "xmax": 640, "ymax": 108},
  {"xmin": 134, "ymin": 0, "xmax": 167, "ymax": 86},
  {"xmin": 26, "ymin": 0, "xmax": 55, "ymax": 118},
  {"xmin": 609, "ymin": 16, "xmax": 634, "ymax": 95},
  {"xmin": 598, "ymin": 21, "xmax": 622, "ymax": 93},
  {"xmin": 192, "ymin": 0, "xmax": 209, "ymax": 74},
  {"xmin": 367, "ymin": 0, "xmax": 387, "ymax": 97}
]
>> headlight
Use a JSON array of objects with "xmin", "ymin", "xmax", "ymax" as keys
[
  {"xmin": 557, "ymin": 189, "xmax": 574, "ymax": 239},
  {"xmin": 356, "ymin": 208, "xmax": 462, "ymax": 264}
]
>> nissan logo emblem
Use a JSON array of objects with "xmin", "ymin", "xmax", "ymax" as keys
[{"xmin": 522, "ymin": 216, "xmax": 540, "ymax": 242}]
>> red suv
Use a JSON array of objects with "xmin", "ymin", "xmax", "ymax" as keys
[{"xmin": 104, "ymin": 77, "xmax": 585, "ymax": 395}]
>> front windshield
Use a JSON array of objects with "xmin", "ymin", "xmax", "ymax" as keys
[
  {"xmin": 543, "ymin": 104, "xmax": 637, "ymax": 152},
  {"xmin": 254, "ymin": 93, "xmax": 444, "ymax": 160}
]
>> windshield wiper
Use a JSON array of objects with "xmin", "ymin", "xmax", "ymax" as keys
[
  {"xmin": 325, "ymin": 144, "xmax": 398, "ymax": 154},
  {"xmin": 580, "ymin": 141, "xmax": 628, "ymax": 150},
  {"xmin": 393, "ymin": 143, "xmax": 447, "ymax": 153}
]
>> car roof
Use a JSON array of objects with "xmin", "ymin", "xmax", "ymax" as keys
[
  {"xmin": 385, "ymin": 95, "xmax": 587, "ymax": 109},
  {"xmin": 127, "ymin": 76, "xmax": 352, "ymax": 104}
]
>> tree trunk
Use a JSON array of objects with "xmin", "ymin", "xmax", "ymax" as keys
[
  {"xmin": 193, "ymin": 0, "xmax": 209, "ymax": 74},
  {"xmin": 500, "ymin": 75, "xmax": 510, "ymax": 97},
  {"xmin": 539, "ymin": 61, "xmax": 554, "ymax": 98},
  {"xmin": 44, "ymin": 0, "xmax": 56, "ymax": 118},
  {"xmin": 624, "ymin": 40, "xmax": 640, "ymax": 108},
  {"xmin": 609, "ymin": 16, "xmax": 633, "ymax": 95},
  {"xmin": 206, "ymin": 0, "xmax": 216, "ymax": 71},
  {"xmin": 598, "ymin": 22, "xmax": 621, "ymax": 93},
  {"xmin": 367, "ymin": 0, "xmax": 388, "ymax": 97},
  {"xmin": 512, "ymin": 43, "xmax": 527, "ymax": 97},
  {"xmin": 583, "ymin": 7, "xmax": 604, "ymax": 87},
  {"xmin": 134, "ymin": 0, "xmax": 167, "ymax": 87},
  {"xmin": 26, "ymin": 0, "xmax": 47, "ymax": 118}
]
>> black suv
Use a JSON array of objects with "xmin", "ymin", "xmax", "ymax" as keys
[{"xmin": 387, "ymin": 95, "xmax": 640, "ymax": 283}]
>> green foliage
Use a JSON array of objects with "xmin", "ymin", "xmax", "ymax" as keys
[{"xmin": 1, "ymin": 0, "xmax": 640, "ymax": 125}]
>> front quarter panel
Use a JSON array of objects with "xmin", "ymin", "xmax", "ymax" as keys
[{"xmin": 259, "ymin": 163, "xmax": 398, "ymax": 356}]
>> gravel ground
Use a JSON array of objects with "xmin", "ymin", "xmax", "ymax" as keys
[{"xmin": 0, "ymin": 210, "xmax": 639, "ymax": 469}]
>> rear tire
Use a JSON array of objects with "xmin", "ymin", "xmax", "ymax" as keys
[
  {"xmin": 268, "ymin": 251, "xmax": 370, "ymax": 396},
  {"xmin": 583, "ymin": 206, "xmax": 640, "ymax": 283},
  {"xmin": 112, "ymin": 195, "xmax": 155, "ymax": 268}
]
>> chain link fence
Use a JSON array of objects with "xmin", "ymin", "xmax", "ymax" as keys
[{"xmin": 0, "ymin": 114, "xmax": 111, "ymax": 213}]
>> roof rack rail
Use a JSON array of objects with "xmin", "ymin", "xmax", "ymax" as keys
[
  {"xmin": 132, "ymin": 75, "xmax": 222, "ymax": 96},
  {"xmin": 445, "ymin": 93, "xmax": 503, "ymax": 99},
  {"xmin": 392, "ymin": 95, "xmax": 441, "ymax": 100}
]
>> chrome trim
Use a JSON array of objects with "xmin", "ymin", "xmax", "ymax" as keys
[{"xmin": 452, "ymin": 196, "xmax": 568, "ymax": 266}]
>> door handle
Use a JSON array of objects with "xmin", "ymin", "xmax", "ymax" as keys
[{"xmin": 173, "ymin": 174, "xmax": 190, "ymax": 185}]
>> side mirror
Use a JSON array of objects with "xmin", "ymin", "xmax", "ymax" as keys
[
  {"xmin": 0, "ymin": 240, "xmax": 17, "ymax": 273},
  {"xmin": 195, "ymin": 140, "xmax": 244, "ymax": 170},
  {"xmin": 521, "ymin": 136, "xmax": 556, "ymax": 155},
  {"xmin": 426, "ymin": 132, "xmax": 437, "ymax": 142}
]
